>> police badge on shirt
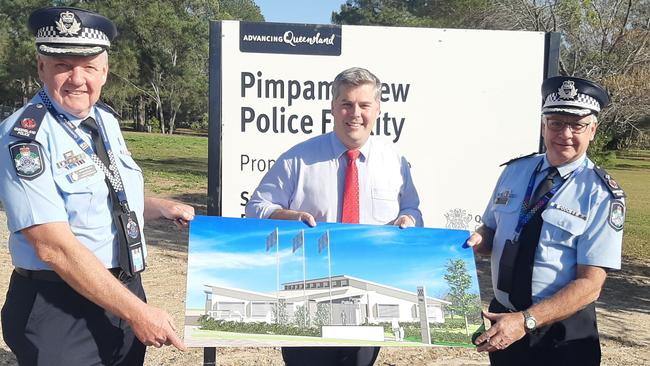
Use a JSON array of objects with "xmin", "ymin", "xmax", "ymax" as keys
[{"xmin": 10, "ymin": 142, "xmax": 45, "ymax": 180}]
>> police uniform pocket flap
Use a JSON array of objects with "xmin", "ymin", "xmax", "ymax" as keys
[
  {"xmin": 118, "ymin": 154, "xmax": 142, "ymax": 173},
  {"xmin": 542, "ymin": 204, "xmax": 587, "ymax": 236}
]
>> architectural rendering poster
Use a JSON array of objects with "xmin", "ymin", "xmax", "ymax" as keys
[{"xmin": 184, "ymin": 216, "xmax": 483, "ymax": 348}]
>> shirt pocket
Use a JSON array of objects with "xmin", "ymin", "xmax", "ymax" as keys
[
  {"xmin": 53, "ymin": 168, "xmax": 109, "ymax": 229},
  {"xmin": 117, "ymin": 154, "xmax": 144, "ymax": 214},
  {"xmin": 493, "ymin": 195, "xmax": 520, "ymax": 226},
  {"xmin": 540, "ymin": 206, "xmax": 587, "ymax": 261},
  {"xmin": 371, "ymin": 187, "xmax": 399, "ymax": 223}
]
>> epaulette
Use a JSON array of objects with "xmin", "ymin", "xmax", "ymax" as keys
[
  {"xmin": 96, "ymin": 100, "xmax": 121, "ymax": 119},
  {"xmin": 9, "ymin": 103, "xmax": 47, "ymax": 141},
  {"xmin": 594, "ymin": 166, "xmax": 626, "ymax": 199},
  {"xmin": 500, "ymin": 152, "xmax": 538, "ymax": 167}
]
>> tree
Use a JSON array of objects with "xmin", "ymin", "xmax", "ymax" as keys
[
  {"xmin": 313, "ymin": 303, "xmax": 331, "ymax": 327},
  {"xmin": 293, "ymin": 304, "xmax": 311, "ymax": 328},
  {"xmin": 0, "ymin": 0, "xmax": 264, "ymax": 133},
  {"xmin": 444, "ymin": 258, "xmax": 479, "ymax": 335},
  {"xmin": 333, "ymin": 0, "xmax": 650, "ymax": 151},
  {"xmin": 272, "ymin": 299, "xmax": 289, "ymax": 325},
  {"xmin": 0, "ymin": 0, "xmax": 51, "ymax": 106}
]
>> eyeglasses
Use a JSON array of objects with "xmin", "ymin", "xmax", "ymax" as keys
[{"xmin": 544, "ymin": 120, "xmax": 592, "ymax": 134}]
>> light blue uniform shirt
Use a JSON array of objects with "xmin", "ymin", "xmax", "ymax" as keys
[
  {"xmin": 482, "ymin": 153, "xmax": 623, "ymax": 309},
  {"xmin": 246, "ymin": 132, "xmax": 423, "ymax": 226},
  {"xmin": 0, "ymin": 92, "xmax": 146, "ymax": 270}
]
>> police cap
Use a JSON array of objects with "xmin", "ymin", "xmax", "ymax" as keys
[
  {"xmin": 541, "ymin": 76, "xmax": 610, "ymax": 116},
  {"xmin": 28, "ymin": 7, "xmax": 117, "ymax": 57}
]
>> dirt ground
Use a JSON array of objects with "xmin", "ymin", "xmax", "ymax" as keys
[{"xmin": 0, "ymin": 199, "xmax": 648, "ymax": 365}]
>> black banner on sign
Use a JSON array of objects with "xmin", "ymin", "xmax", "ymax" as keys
[{"xmin": 239, "ymin": 22, "xmax": 341, "ymax": 56}]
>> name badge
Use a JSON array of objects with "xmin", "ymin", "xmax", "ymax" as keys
[
  {"xmin": 118, "ymin": 211, "xmax": 146, "ymax": 275},
  {"xmin": 494, "ymin": 189, "xmax": 512, "ymax": 205}
]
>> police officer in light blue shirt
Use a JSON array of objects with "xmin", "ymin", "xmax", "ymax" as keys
[
  {"xmin": 467, "ymin": 76, "xmax": 624, "ymax": 366},
  {"xmin": 0, "ymin": 7, "xmax": 194, "ymax": 366}
]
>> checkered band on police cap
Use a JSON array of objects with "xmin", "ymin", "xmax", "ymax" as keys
[
  {"xmin": 541, "ymin": 76, "xmax": 610, "ymax": 116},
  {"xmin": 28, "ymin": 7, "xmax": 117, "ymax": 56}
]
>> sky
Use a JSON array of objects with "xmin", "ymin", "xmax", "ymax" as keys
[
  {"xmin": 254, "ymin": 0, "xmax": 344, "ymax": 25},
  {"xmin": 184, "ymin": 216, "xmax": 478, "ymax": 309}
]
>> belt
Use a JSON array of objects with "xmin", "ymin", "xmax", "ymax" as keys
[{"xmin": 15, "ymin": 267, "xmax": 127, "ymax": 283}]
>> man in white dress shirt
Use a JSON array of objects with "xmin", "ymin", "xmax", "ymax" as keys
[{"xmin": 246, "ymin": 67, "xmax": 422, "ymax": 366}]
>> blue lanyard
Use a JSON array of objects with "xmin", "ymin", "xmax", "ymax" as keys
[
  {"xmin": 38, "ymin": 90, "xmax": 130, "ymax": 210},
  {"xmin": 513, "ymin": 158, "xmax": 586, "ymax": 241}
]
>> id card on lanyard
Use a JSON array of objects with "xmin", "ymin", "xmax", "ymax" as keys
[{"xmin": 39, "ymin": 90, "xmax": 145, "ymax": 276}]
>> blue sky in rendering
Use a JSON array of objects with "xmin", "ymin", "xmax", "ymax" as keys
[
  {"xmin": 255, "ymin": 0, "xmax": 343, "ymax": 25},
  {"xmin": 185, "ymin": 216, "xmax": 479, "ymax": 309}
]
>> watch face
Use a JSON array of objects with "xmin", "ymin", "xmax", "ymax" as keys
[{"xmin": 526, "ymin": 318, "xmax": 536, "ymax": 330}]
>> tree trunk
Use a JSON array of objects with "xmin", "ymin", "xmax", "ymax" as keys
[
  {"xmin": 137, "ymin": 95, "xmax": 146, "ymax": 132},
  {"xmin": 464, "ymin": 314, "xmax": 469, "ymax": 336}
]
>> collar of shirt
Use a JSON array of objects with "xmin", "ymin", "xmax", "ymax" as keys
[
  {"xmin": 542, "ymin": 153, "xmax": 586, "ymax": 179},
  {"xmin": 38, "ymin": 90, "xmax": 96, "ymax": 128},
  {"xmin": 329, "ymin": 132, "xmax": 371, "ymax": 162}
]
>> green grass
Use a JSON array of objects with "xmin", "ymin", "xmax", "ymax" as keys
[
  {"xmin": 123, "ymin": 131, "xmax": 208, "ymax": 195},
  {"xmin": 612, "ymin": 150, "xmax": 650, "ymax": 260},
  {"xmin": 122, "ymin": 131, "xmax": 650, "ymax": 260}
]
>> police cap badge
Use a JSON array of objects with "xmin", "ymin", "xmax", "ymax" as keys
[
  {"xmin": 541, "ymin": 76, "xmax": 610, "ymax": 116},
  {"xmin": 28, "ymin": 7, "xmax": 117, "ymax": 56}
]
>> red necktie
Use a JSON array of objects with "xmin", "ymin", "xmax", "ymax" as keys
[{"xmin": 342, "ymin": 149, "xmax": 360, "ymax": 224}]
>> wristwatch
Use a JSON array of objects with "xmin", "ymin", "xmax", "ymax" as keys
[{"xmin": 522, "ymin": 310, "xmax": 537, "ymax": 333}]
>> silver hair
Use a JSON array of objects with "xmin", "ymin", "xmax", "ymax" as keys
[{"xmin": 332, "ymin": 67, "xmax": 382, "ymax": 101}]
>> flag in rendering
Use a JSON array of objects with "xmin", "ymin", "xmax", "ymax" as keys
[
  {"xmin": 318, "ymin": 231, "xmax": 329, "ymax": 254},
  {"xmin": 266, "ymin": 228, "xmax": 277, "ymax": 252},
  {"xmin": 292, "ymin": 230, "xmax": 304, "ymax": 253}
]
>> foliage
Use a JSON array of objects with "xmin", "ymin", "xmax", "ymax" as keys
[
  {"xmin": 271, "ymin": 300, "xmax": 289, "ymax": 325},
  {"xmin": 313, "ymin": 303, "xmax": 331, "ymax": 327},
  {"xmin": 293, "ymin": 304, "xmax": 311, "ymax": 328},
  {"xmin": 332, "ymin": 0, "xmax": 494, "ymax": 28},
  {"xmin": 443, "ymin": 259, "xmax": 480, "ymax": 334},
  {"xmin": 0, "ymin": 0, "xmax": 264, "ymax": 134},
  {"xmin": 147, "ymin": 117, "xmax": 161, "ymax": 133},
  {"xmin": 380, "ymin": 320, "xmax": 474, "ymax": 345},
  {"xmin": 197, "ymin": 315, "xmax": 321, "ymax": 337},
  {"xmin": 589, "ymin": 129, "xmax": 617, "ymax": 167},
  {"xmin": 332, "ymin": 0, "xmax": 650, "ymax": 153}
]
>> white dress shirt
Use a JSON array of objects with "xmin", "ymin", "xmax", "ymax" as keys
[{"xmin": 245, "ymin": 132, "xmax": 423, "ymax": 226}]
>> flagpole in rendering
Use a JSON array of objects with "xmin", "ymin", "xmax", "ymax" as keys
[
  {"xmin": 275, "ymin": 227, "xmax": 279, "ymax": 312},
  {"xmin": 301, "ymin": 229, "xmax": 307, "ymax": 327},
  {"xmin": 326, "ymin": 230, "xmax": 332, "ymax": 326},
  {"xmin": 318, "ymin": 230, "xmax": 333, "ymax": 325},
  {"xmin": 267, "ymin": 227, "xmax": 280, "ymax": 323}
]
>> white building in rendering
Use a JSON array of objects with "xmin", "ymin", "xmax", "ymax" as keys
[{"xmin": 203, "ymin": 275, "xmax": 450, "ymax": 325}]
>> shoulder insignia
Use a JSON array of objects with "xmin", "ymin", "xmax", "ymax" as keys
[
  {"xmin": 594, "ymin": 166, "xmax": 626, "ymax": 198},
  {"xmin": 9, "ymin": 141, "xmax": 45, "ymax": 180},
  {"xmin": 608, "ymin": 200, "xmax": 625, "ymax": 231},
  {"xmin": 9, "ymin": 103, "xmax": 47, "ymax": 140},
  {"xmin": 500, "ymin": 152, "xmax": 538, "ymax": 167},
  {"xmin": 96, "ymin": 100, "xmax": 121, "ymax": 119}
]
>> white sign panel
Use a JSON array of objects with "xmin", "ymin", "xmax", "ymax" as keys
[{"xmin": 212, "ymin": 21, "xmax": 547, "ymax": 228}]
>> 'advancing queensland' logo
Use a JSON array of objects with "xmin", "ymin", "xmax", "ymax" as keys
[{"xmin": 240, "ymin": 22, "xmax": 341, "ymax": 56}]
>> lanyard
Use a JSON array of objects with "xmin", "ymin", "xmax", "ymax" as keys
[
  {"xmin": 38, "ymin": 90, "xmax": 130, "ymax": 212},
  {"xmin": 512, "ymin": 158, "xmax": 586, "ymax": 241}
]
